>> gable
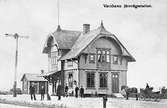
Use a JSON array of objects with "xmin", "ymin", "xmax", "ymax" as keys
[
  {"xmin": 83, "ymin": 37, "xmax": 122, "ymax": 55},
  {"xmin": 43, "ymin": 24, "xmax": 136, "ymax": 62},
  {"xmin": 43, "ymin": 27, "xmax": 81, "ymax": 53}
]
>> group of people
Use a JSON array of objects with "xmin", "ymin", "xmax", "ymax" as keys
[
  {"xmin": 64, "ymin": 84, "xmax": 84, "ymax": 98},
  {"xmin": 29, "ymin": 84, "xmax": 46, "ymax": 101},
  {"xmin": 29, "ymin": 82, "xmax": 85, "ymax": 101}
]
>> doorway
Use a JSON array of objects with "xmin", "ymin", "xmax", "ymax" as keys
[{"xmin": 112, "ymin": 73, "xmax": 119, "ymax": 93}]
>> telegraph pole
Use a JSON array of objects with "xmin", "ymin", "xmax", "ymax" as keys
[{"xmin": 5, "ymin": 33, "xmax": 28, "ymax": 97}]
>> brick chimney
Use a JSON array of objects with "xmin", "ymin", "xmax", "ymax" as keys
[{"xmin": 83, "ymin": 24, "xmax": 90, "ymax": 34}]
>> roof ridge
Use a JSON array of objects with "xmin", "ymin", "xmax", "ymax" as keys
[
  {"xmin": 25, "ymin": 73, "xmax": 40, "ymax": 75},
  {"xmin": 53, "ymin": 28, "xmax": 81, "ymax": 34}
]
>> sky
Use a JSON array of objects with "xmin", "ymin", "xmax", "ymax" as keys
[{"xmin": 0, "ymin": 0, "xmax": 167, "ymax": 91}]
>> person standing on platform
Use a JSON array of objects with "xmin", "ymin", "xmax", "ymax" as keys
[
  {"xmin": 40, "ymin": 85, "xmax": 45, "ymax": 100},
  {"xmin": 29, "ymin": 84, "xmax": 36, "ymax": 100},
  {"xmin": 47, "ymin": 83, "xmax": 52, "ymax": 100},
  {"xmin": 80, "ymin": 85, "xmax": 84, "ymax": 98},
  {"xmin": 75, "ymin": 86, "xmax": 79, "ymax": 98},
  {"xmin": 57, "ymin": 81, "xmax": 62, "ymax": 100},
  {"xmin": 65, "ymin": 83, "xmax": 69, "ymax": 97}
]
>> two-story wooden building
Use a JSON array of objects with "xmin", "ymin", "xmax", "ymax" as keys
[{"xmin": 42, "ymin": 22, "xmax": 135, "ymax": 96}]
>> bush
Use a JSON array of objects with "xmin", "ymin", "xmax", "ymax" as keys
[
  {"xmin": 10, "ymin": 88, "xmax": 22, "ymax": 94},
  {"xmin": 0, "ymin": 91, "xmax": 9, "ymax": 95}
]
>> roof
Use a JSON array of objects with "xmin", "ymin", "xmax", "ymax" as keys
[
  {"xmin": 39, "ymin": 71, "xmax": 56, "ymax": 76},
  {"xmin": 43, "ymin": 25, "xmax": 81, "ymax": 53},
  {"xmin": 60, "ymin": 22, "xmax": 135, "ymax": 62},
  {"xmin": 43, "ymin": 22, "xmax": 135, "ymax": 62},
  {"xmin": 21, "ymin": 73, "xmax": 48, "ymax": 82}
]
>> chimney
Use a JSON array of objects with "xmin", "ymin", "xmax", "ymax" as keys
[{"xmin": 83, "ymin": 24, "xmax": 90, "ymax": 34}]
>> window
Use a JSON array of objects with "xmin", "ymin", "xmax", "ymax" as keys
[
  {"xmin": 51, "ymin": 57, "xmax": 57, "ymax": 65},
  {"xmin": 119, "ymin": 57, "xmax": 122, "ymax": 65},
  {"xmin": 101, "ymin": 50, "xmax": 106, "ymax": 62},
  {"xmin": 67, "ymin": 61, "xmax": 73, "ymax": 67},
  {"xmin": 51, "ymin": 51, "xmax": 57, "ymax": 57},
  {"xmin": 113, "ymin": 56, "xmax": 118, "ymax": 64},
  {"xmin": 99, "ymin": 73, "xmax": 107, "ymax": 88},
  {"xmin": 89, "ymin": 54, "xmax": 95, "ymax": 63},
  {"xmin": 87, "ymin": 72, "xmax": 95, "ymax": 88},
  {"xmin": 68, "ymin": 73, "xmax": 73, "ymax": 88},
  {"xmin": 50, "ymin": 51, "xmax": 58, "ymax": 71},
  {"xmin": 97, "ymin": 49, "xmax": 110, "ymax": 63},
  {"xmin": 97, "ymin": 50, "xmax": 102, "ymax": 62},
  {"xmin": 106, "ymin": 51, "xmax": 110, "ymax": 62}
]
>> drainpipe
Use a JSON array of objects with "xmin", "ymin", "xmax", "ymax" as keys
[
  {"xmin": 78, "ymin": 57, "xmax": 80, "ymax": 87},
  {"xmin": 61, "ymin": 60, "xmax": 65, "ymax": 96}
]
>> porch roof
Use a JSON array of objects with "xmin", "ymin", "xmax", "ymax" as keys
[{"xmin": 21, "ymin": 73, "xmax": 48, "ymax": 82}]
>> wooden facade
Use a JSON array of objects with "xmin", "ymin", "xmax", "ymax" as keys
[{"xmin": 42, "ymin": 22, "xmax": 135, "ymax": 96}]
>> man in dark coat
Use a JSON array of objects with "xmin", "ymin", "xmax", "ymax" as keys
[
  {"xmin": 75, "ymin": 86, "xmax": 79, "ymax": 98},
  {"xmin": 65, "ymin": 84, "xmax": 69, "ymax": 97},
  {"xmin": 57, "ymin": 82, "xmax": 62, "ymax": 100},
  {"xmin": 80, "ymin": 86, "xmax": 84, "ymax": 98},
  {"xmin": 29, "ymin": 84, "xmax": 36, "ymax": 100},
  {"xmin": 40, "ymin": 86, "xmax": 45, "ymax": 100}
]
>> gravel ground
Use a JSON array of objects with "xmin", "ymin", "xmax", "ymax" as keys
[
  {"xmin": 0, "ymin": 103, "xmax": 31, "ymax": 108},
  {"xmin": 0, "ymin": 94, "xmax": 167, "ymax": 108}
]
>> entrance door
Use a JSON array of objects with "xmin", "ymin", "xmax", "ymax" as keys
[{"xmin": 112, "ymin": 73, "xmax": 119, "ymax": 93}]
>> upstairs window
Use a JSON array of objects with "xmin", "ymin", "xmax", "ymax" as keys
[
  {"xmin": 51, "ymin": 57, "xmax": 57, "ymax": 65},
  {"xmin": 89, "ymin": 54, "xmax": 95, "ymax": 63},
  {"xmin": 101, "ymin": 51, "xmax": 106, "ymax": 62},
  {"xmin": 119, "ymin": 57, "xmax": 122, "ymax": 65},
  {"xmin": 50, "ymin": 51, "xmax": 58, "ymax": 71},
  {"xmin": 113, "ymin": 56, "xmax": 118, "ymax": 64},
  {"xmin": 97, "ymin": 50, "xmax": 102, "ymax": 62},
  {"xmin": 67, "ymin": 61, "xmax": 73, "ymax": 67},
  {"xmin": 97, "ymin": 49, "xmax": 110, "ymax": 63},
  {"xmin": 106, "ymin": 51, "xmax": 110, "ymax": 62}
]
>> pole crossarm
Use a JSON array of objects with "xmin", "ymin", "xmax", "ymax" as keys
[
  {"xmin": 4, "ymin": 33, "xmax": 28, "ymax": 97},
  {"xmin": 5, "ymin": 33, "xmax": 29, "ymax": 39}
]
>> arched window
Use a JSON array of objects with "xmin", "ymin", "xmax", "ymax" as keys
[{"xmin": 99, "ymin": 72, "xmax": 108, "ymax": 88}]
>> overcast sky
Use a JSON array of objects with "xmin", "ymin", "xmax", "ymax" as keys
[{"xmin": 0, "ymin": 0, "xmax": 167, "ymax": 90}]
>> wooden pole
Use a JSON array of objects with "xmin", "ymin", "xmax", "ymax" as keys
[
  {"xmin": 13, "ymin": 33, "xmax": 18, "ymax": 97},
  {"xmin": 5, "ymin": 33, "xmax": 28, "ymax": 97}
]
